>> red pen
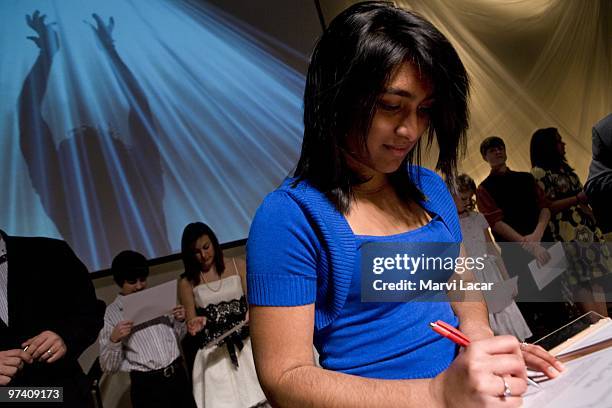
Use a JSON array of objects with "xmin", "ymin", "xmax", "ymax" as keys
[
  {"xmin": 429, "ymin": 320, "xmax": 541, "ymax": 389},
  {"xmin": 429, "ymin": 320, "xmax": 470, "ymax": 347}
]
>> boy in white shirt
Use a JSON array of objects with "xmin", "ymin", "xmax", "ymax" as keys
[{"xmin": 99, "ymin": 250, "xmax": 195, "ymax": 407}]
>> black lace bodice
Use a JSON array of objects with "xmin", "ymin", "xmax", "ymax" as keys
[
  {"xmin": 196, "ymin": 295, "xmax": 247, "ymax": 345},
  {"xmin": 195, "ymin": 295, "xmax": 249, "ymax": 367}
]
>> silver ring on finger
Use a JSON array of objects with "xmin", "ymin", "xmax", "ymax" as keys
[
  {"xmin": 520, "ymin": 341, "xmax": 528, "ymax": 351},
  {"xmin": 499, "ymin": 375, "xmax": 512, "ymax": 398},
  {"xmin": 46, "ymin": 349, "xmax": 53, "ymax": 356}
]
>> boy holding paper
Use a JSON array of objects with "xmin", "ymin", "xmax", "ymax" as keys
[{"xmin": 99, "ymin": 250, "xmax": 196, "ymax": 408}]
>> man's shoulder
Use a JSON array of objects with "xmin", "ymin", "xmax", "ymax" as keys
[
  {"xmin": 481, "ymin": 169, "xmax": 533, "ymax": 184},
  {"xmin": 594, "ymin": 113, "xmax": 612, "ymax": 137},
  {"xmin": 509, "ymin": 169, "xmax": 533, "ymax": 177},
  {"xmin": 9, "ymin": 235, "xmax": 67, "ymax": 248},
  {"xmin": 7, "ymin": 235, "xmax": 71, "ymax": 258},
  {"xmin": 479, "ymin": 173, "xmax": 497, "ymax": 189},
  {"xmin": 7, "ymin": 236, "xmax": 85, "ymax": 279}
]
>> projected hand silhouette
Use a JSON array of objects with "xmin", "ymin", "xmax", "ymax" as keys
[
  {"xmin": 26, "ymin": 10, "xmax": 59, "ymax": 57},
  {"xmin": 85, "ymin": 13, "xmax": 115, "ymax": 51},
  {"xmin": 18, "ymin": 10, "xmax": 169, "ymax": 271}
]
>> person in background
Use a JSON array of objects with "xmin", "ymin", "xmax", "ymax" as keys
[
  {"xmin": 99, "ymin": 250, "xmax": 195, "ymax": 408},
  {"xmin": 585, "ymin": 113, "xmax": 612, "ymax": 240},
  {"xmin": 476, "ymin": 135, "xmax": 580, "ymax": 340},
  {"xmin": 454, "ymin": 174, "xmax": 532, "ymax": 340},
  {"xmin": 0, "ymin": 229, "xmax": 104, "ymax": 407},
  {"xmin": 530, "ymin": 127, "xmax": 610, "ymax": 316},
  {"xmin": 178, "ymin": 222, "xmax": 267, "ymax": 408},
  {"xmin": 246, "ymin": 3, "xmax": 563, "ymax": 407}
]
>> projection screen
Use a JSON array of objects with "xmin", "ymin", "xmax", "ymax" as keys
[{"xmin": 0, "ymin": 0, "xmax": 322, "ymax": 272}]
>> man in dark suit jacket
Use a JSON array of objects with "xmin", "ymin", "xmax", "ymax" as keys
[
  {"xmin": 585, "ymin": 113, "xmax": 612, "ymax": 236},
  {"xmin": 0, "ymin": 229, "xmax": 105, "ymax": 407}
]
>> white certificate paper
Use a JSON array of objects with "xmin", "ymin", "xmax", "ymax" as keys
[
  {"xmin": 528, "ymin": 242, "xmax": 567, "ymax": 290},
  {"xmin": 524, "ymin": 319, "xmax": 612, "ymax": 407},
  {"xmin": 122, "ymin": 280, "xmax": 177, "ymax": 325}
]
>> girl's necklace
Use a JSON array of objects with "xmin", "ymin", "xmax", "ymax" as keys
[{"xmin": 200, "ymin": 271, "xmax": 223, "ymax": 292}]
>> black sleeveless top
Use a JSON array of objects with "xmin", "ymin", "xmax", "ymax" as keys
[{"xmin": 480, "ymin": 170, "xmax": 552, "ymax": 242}]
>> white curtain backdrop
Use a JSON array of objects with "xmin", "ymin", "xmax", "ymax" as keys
[{"xmin": 320, "ymin": 0, "xmax": 611, "ymax": 184}]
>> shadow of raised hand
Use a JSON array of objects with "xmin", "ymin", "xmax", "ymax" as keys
[{"xmin": 26, "ymin": 10, "xmax": 60, "ymax": 57}]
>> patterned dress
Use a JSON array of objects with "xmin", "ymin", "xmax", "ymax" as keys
[{"xmin": 531, "ymin": 166, "xmax": 612, "ymax": 285}]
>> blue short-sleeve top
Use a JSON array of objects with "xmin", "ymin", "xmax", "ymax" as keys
[{"xmin": 247, "ymin": 166, "xmax": 462, "ymax": 379}]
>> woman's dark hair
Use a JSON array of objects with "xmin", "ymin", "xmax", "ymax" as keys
[
  {"xmin": 180, "ymin": 222, "xmax": 225, "ymax": 285},
  {"xmin": 111, "ymin": 250, "xmax": 149, "ymax": 287},
  {"xmin": 530, "ymin": 127, "xmax": 571, "ymax": 171},
  {"xmin": 295, "ymin": 1, "xmax": 469, "ymax": 212}
]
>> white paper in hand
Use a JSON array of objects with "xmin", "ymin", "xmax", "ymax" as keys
[
  {"xmin": 528, "ymin": 242, "xmax": 567, "ymax": 290},
  {"xmin": 122, "ymin": 280, "xmax": 177, "ymax": 325}
]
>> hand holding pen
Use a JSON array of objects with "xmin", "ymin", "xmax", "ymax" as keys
[
  {"xmin": 431, "ymin": 334, "xmax": 530, "ymax": 407},
  {"xmin": 430, "ymin": 320, "xmax": 566, "ymax": 380},
  {"xmin": 431, "ymin": 320, "xmax": 542, "ymax": 389}
]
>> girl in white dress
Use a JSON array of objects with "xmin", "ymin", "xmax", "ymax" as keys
[
  {"xmin": 454, "ymin": 174, "xmax": 533, "ymax": 341},
  {"xmin": 178, "ymin": 222, "xmax": 267, "ymax": 408}
]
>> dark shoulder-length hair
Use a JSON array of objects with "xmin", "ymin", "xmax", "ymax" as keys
[
  {"xmin": 295, "ymin": 1, "xmax": 469, "ymax": 213},
  {"xmin": 180, "ymin": 222, "xmax": 225, "ymax": 285},
  {"xmin": 530, "ymin": 127, "xmax": 571, "ymax": 172}
]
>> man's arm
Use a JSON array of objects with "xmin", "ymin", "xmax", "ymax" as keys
[
  {"xmin": 526, "ymin": 208, "xmax": 550, "ymax": 242},
  {"xmin": 490, "ymin": 221, "xmax": 524, "ymax": 243},
  {"xmin": 586, "ymin": 172, "xmax": 612, "ymax": 197},
  {"xmin": 476, "ymin": 186, "xmax": 524, "ymax": 242},
  {"xmin": 523, "ymin": 182, "xmax": 551, "ymax": 243},
  {"xmin": 51, "ymin": 241, "xmax": 105, "ymax": 360},
  {"xmin": 520, "ymin": 183, "xmax": 553, "ymax": 265},
  {"xmin": 18, "ymin": 11, "xmax": 64, "ymax": 214},
  {"xmin": 586, "ymin": 123, "xmax": 612, "ymax": 198},
  {"xmin": 590, "ymin": 121, "xmax": 612, "ymax": 167},
  {"xmin": 20, "ymin": 240, "xmax": 104, "ymax": 365},
  {"xmin": 493, "ymin": 211, "xmax": 550, "ymax": 266}
]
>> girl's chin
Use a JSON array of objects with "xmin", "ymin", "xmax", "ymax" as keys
[
  {"xmin": 377, "ymin": 162, "xmax": 405, "ymax": 174},
  {"xmin": 348, "ymin": 157, "xmax": 405, "ymax": 178}
]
